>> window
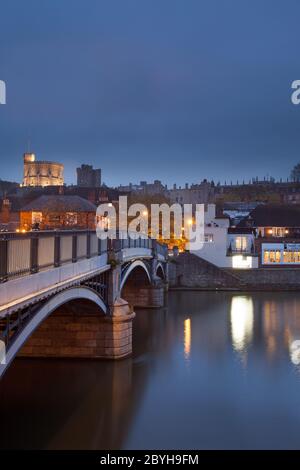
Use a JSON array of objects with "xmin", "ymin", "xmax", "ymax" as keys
[
  {"xmin": 204, "ymin": 233, "xmax": 214, "ymax": 243},
  {"xmin": 32, "ymin": 212, "xmax": 42, "ymax": 225},
  {"xmin": 65, "ymin": 212, "xmax": 78, "ymax": 226},
  {"xmin": 283, "ymin": 251, "xmax": 300, "ymax": 264},
  {"xmin": 235, "ymin": 236, "xmax": 247, "ymax": 252},
  {"xmin": 263, "ymin": 250, "xmax": 281, "ymax": 264},
  {"xmin": 267, "ymin": 227, "xmax": 286, "ymax": 237}
]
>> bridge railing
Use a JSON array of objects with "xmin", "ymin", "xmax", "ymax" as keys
[
  {"xmin": 109, "ymin": 232, "xmax": 168, "ymax": 259},
  {"xmin": 0, "ymin": 230, "xmax": 108, "ymax": 283},
  {"xmin": 109, "ymin": 232, "xmax": 153, "ymax": 252}
]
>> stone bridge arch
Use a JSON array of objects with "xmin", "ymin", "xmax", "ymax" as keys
[
  {"xmin": 155, "ymin": 262, "xmax": 166, "ymax": 281},
  {"xmin": 120, "ymin": 260, "xmax": 152, "ymax": 293},
  {"xmin": 120, "ymin": 259, "xmax": 165, "ymax": 309},
  {"xmin": 0, "ymin": 286, "xmax": 133, "ymax": 379}
]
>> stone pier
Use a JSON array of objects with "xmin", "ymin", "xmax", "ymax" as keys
[
  {"xmin": 20, "ymin": 299, "xmax": 135, "ymax": 360},
  {"xmin": 122, "ymin": 282, "xmax": 165, "ymax": 308}
]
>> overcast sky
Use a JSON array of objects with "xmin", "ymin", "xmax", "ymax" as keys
[{"xmin": 1, "ymin": 0, "xmax": 300, "ymax": 186}]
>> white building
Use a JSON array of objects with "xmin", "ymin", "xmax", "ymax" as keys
[{"xmin": 191, "ymin": 204, "xmax": 258, "ymax": 269}]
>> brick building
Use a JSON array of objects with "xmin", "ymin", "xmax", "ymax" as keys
[{"xmin": 20, "ymin": 195, "xmax": 97, "ymax": 230}]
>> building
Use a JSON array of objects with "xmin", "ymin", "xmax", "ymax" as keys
[
  {"xmin": 118, "ymin": 180, "xmax": 166, "ymax": 196},
  {"xmin": 20, "ymin": 195, "xmax": 96, "ymax": 230},
  {"xmin": 23, "ymin": 153, "xmax": 64, "ymax": 187},
  {"xmin": 227, "ymin": 227, "xmax": 257, "ymax": 268},
  {"xmin": 166, "ymin": 180, "xmax": 216, "ymax": 206},
  {"xmin": 189, "ymin": 204, "xmax": 258, "ymax": 268},
  {"xmin": 77, "ymin": 164, "xmax": 101, "ymax": 187},
  {"xmin": 191, "ymin": 204, "xmax": 231, "ymax": 267},
  {"xmin": 237, "ymin": 204, "xmax": 300, "ymax": 267}
]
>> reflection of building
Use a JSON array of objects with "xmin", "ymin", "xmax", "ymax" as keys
[
  {"xmin": 20, "ymin": 195, "xmax": 96, "ymax": 230},
  {"xmin": 77, "ymin": 164, "xmax": 101, "ymax": 188},
  {"xmin": 23, "ymin": 153, "xmax": 64, "ymax": 187}
]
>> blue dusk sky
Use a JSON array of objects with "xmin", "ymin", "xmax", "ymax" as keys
[{"xmin": 1, "ymin": 0, "xmax": 300, "ymax": 186}]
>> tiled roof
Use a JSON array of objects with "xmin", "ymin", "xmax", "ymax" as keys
[
  {"xmin": 237, "ymin": 204, "xmax": 300, "ymax": 228},
  {"xmin": 21, "ymin": 195, "xmax": 97, "ymax": 212}
]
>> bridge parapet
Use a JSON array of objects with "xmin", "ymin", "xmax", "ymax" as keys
[
  {"xmin": 0, "ymin": 230, "xmax": 107, "ymax": 283},
  {"xmin": 0, "ymin": 231, "xmax": 169, "ymax": 376}
]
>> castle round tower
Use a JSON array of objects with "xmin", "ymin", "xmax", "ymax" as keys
[{"xmin": 23, "ymin": 153, "xmax": 64, "ymax": 187}]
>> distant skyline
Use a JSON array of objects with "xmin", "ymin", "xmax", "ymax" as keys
[{"xmin": 1, "ymin": 0, "xmax": 300, "ymax": 187}]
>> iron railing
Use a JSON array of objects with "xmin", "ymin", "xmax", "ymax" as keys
[
  {"xmin": 0, "ymin": 230, "xmax": 107, "ymax": 283},
  {"xmin": 0, "ymin": 230, "xmax": 168, "ymax": 283}
]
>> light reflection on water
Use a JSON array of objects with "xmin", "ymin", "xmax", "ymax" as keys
[
  {"xmin": 1, "ymin": 291, "xmax": 300, "ymax": 449},
  {"xmin": 184, "ymin": 318, "xmax": 191, "ymax": 360},
  {"xmin": 230, "ymin": 296, "xmax": 254, "ymax": 356}
]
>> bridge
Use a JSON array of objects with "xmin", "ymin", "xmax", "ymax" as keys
[{"xmin": 0, "ymin": 230, "xmax": 168, "ymax": 378}]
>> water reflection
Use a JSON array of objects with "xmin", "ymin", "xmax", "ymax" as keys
[
  {"xmin": 184, "ymin": 318, "xmax": 191, "ymax": 360},
  {"xmin": 290, "ymin": 340, "xmax": 300, "ymax": 366},
  {"xmin": 230, "ymin": 296, "xmax": 254, "ymax": 358},
  {"xmin": 2, "ymin": 291, "xmax": 300, "ymax": 449}
]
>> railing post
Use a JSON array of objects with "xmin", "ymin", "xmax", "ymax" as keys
[
  {"xmin": 86, "ymin": 231, "xmax": 91, "ymax": 259},
  {"xmin": 98, "ymin": 237, "xmax": 102, "ymax": 255},
  {"xmin": 0, "ymin": 235, "xmax": 8, "ymax": 282},
  {"xmin": 30, "ymin": 233, "xmax": 39, "ymax": 274},
  {"xmin": 54, "ymin": 232, "xmax": 61, "ymax": 267},
  {"xmin": 72, "ymin": 233, "xmax": 77, "ymax": 263}
]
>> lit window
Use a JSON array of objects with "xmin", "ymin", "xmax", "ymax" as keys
[
  {"xmin": 32, "ymin": 212, "xmax": 42, "ymax": 225},
  {"xmin": 235, "ymin": 236, "xmax": 247, "ymax": 251},
  {"xmin": 263, "ymin": 250, "xmax": 281, "ymax": 264},
  {"xmin": 65, "ymin": 212, "xmax": 78, "ymax": 226}
]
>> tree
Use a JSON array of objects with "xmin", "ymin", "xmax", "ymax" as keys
[{"xmin": 291, "ymin": 163, "xmax": 300, "ymax": 182}]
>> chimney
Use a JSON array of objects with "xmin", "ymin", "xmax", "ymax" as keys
[{"xmin": 1, "ymin": 198, "xmax": 11, "ymax": 224}]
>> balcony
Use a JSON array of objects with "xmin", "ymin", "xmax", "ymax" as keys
[{"xmin": 227, "ymin": 246, "xmax": 256, "ymax": 256}]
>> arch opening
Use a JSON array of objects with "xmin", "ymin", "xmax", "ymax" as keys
[
  {"xmin": 1, "ymin": 287, "xmax": 107, "ymax": 378},
  {"xmin": 120, "ymin": 261, "xmax": 151, "ymax": 294},
  {"xmin": 156, "ymin": 264, "xmax": 165, "ymax": 280}
]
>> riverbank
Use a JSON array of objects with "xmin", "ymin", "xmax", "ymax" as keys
[{"xmin": 168, "ymin": 252, "xmax": 300, "ymax": 291}]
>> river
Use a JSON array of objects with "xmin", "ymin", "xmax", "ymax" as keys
[{"xmin": 1, "ymin": 291, "xmax": 300, "ymax": 449}]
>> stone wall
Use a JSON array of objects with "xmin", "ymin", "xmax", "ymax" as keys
[
  {"xmin": 227, "ymin": 268, "xmax": 300, "ymax": 289},
  {"xmin": 169, "ymin": 253, "xmax": 243, "ymax": 289},
  {"xmin": 169, "ymin": 252, "xmax": 300, "ymax": 290},
  {"xmin": 19, "ymin": 303, "xmax": 134, "ymax": 359},
  {"xmin": 122, "ymin": 283, "xmax": 165, "ymax": 308}
]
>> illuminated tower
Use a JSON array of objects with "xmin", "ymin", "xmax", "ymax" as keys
[{"xmin": 23, "ymin": 153, "xmax": 64, "ymax": 187}]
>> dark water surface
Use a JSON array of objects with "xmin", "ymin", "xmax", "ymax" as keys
[{"xmin": 1, "ymin": 291, "xmax": 300, "ymax": 449}]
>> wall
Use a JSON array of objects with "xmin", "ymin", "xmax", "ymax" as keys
[
  {"xmin": 122, "ymin": 283, "xmax": 165, "ymax": 308},
  {"xmin": 192, "ymin": 226, "xmax": 232, "ymax": 267},
  {"xmin": 170, "ymin": 252, "xmax": 300, "ymax": 290},
  {"xmin": 170, "ymin": 252, "xmax": 243, "ymax": 289}
]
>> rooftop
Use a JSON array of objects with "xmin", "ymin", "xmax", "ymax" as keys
[
  {"xmin": 21, "ymin": 195, "xmax": 97, "ymax": 213},
  {"xmin": 238, "ymin": 204, "xmax": 300, "ymax": 228}
]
